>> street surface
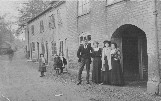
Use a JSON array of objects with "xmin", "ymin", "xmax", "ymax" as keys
[{"xmin": 0, "ymin": 49, "xmax": 160, "ymax": 101}]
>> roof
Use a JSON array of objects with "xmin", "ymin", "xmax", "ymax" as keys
[{"xmin": 27, "ymin": 1, "xmax": 65, "ymax": 24}]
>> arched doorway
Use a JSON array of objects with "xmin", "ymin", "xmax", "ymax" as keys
[{"xmin": 111, "ymin": 24, "xmax": 148, "ymax": 82}]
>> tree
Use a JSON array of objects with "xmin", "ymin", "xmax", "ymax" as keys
[
  {"xmin": 0, "ymin": 15, "xmax": 15, "ymax": 47},
  {"xmin": 18, "ymin": 0, "xmax": 50, "ymax": 25}
]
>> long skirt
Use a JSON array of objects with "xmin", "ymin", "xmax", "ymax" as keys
[
  {"xmin": 111, "ymin": 59, "xmax": 124, "ymax": 86},
  {"xmin": 92, "ymin": 57, "xmax": 101, "ymax": 84},
  {"xmin": 101, "ymin": 58, "xmax": 111, "ymax": 84},
  {"xmin": 39, "ymin": 64, "xmax": 46, "ymax": 72}
]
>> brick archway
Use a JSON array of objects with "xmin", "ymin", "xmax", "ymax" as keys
[
  {"xmin": 110, "ymin": 23, "xmax": 160, "ymax": 94},
  {"xmin": 111, "ymin": 24, "xmax": 148, "ymax": 82}
]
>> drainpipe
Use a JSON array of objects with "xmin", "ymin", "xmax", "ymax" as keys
[{"xmin": 154, "ymin": 0, "xmax": 160, "ymax": 95}]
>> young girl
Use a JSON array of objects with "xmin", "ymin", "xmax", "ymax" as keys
[{"xmin": 39, "ymin": 54, "xmax": 46, "ymax": 77}]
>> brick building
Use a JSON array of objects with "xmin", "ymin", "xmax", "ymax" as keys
[{"xmin": 26, "ymin": 0, "xmax": 161, "ymax": 94}]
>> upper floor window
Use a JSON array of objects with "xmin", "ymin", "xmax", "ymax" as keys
[
  {"xmin": 49, "ymin": 14, "xmax": 56, "ymax": 29},
  {"xmin": 57, "ymin": 8, "xmax": 63, "ymax": 26},
  {"xmin": 40, "ymin": 20, "xmax": 44, "ymax": 33},
  {"xmin": 107, "ymin": 0, "xmax": 123, "ymax": 5},
  {"xmin": 31, "ymin": 25, "xmax": 34, "ymax": 35},
  {"xmin": 78, "ymin": 0, "xmax": 90, "ymax": 16}
]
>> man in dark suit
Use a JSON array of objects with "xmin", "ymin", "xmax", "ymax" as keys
[{"xmin": 77, "ymin": 39, "xmax": 92, "ymax": 85}]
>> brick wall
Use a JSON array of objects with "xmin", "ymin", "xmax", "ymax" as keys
[
  {"xmin": 66, "ymin": 1, "xmax": 79, "ymax": 69},
  {"xmin": 156, "ymin": 0, "xmax": 161, "ymax": 76},
  {"xmin": 91, "ymin": 1, "xmax": 107, "ymax": 48}
]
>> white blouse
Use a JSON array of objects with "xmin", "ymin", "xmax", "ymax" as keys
[{"xmin": 102, "ymin": 47, "xmax": 112, "ymax": 70}]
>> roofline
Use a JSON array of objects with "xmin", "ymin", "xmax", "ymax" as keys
[{"xmin": 27, "ymin": 1, "xmax": 65, "ymax": 24}]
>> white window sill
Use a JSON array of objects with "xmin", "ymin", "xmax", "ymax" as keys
[
  {"xmin": 106, "ymin": 0, "xmax": 126, "ymax": 7},
  {"xmin": 77, "ymin": 11, "xmax": 90, "ymax": 18}
]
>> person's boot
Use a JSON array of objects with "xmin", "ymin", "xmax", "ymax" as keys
[
  {"xmin": 77, "ymin": 81, "xmax": 81, "ymax": 85},
  {"xmin": 86, "ymin": 81, "xmax": 90, "ymax": 84},
  {"xmin": 40, "ymin": 72, "xmax": 44, "ymax": 77}
]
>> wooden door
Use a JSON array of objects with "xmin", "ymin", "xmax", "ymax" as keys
[{"xmin": 122, "ymin": 37, "xmax": 139, "ymax": 81}]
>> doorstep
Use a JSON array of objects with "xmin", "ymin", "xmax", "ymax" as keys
[{"xmin": 27, "ymin": 59, "xmax": 32, "ymax": 62}]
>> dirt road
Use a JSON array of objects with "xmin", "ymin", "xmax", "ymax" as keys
[{"xmin": 0, "ymin": 49, "xmax": 160, "ymax": 101}]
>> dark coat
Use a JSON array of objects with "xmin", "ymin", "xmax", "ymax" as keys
[
  {"xmin": 39, "ymin": 58, "xmax": 46, "ymax": 72},
  {"xmin": 53, "ymin": 57, "xmax": 63, "ymax": 70},
  {"xmin": 77, "ymin": 44, "xmax": 92, "ymax": 63}
]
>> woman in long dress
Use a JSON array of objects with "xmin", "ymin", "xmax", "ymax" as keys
[
  {"xmin": 111, "ymin": 43, "xmax": 124, "ymax": 86},
  {"xmin": 101, "ymin": 40, "xmax": 112, "ymax": 85},
  {"xmin": 91, "ymin": 41, "xmax": 102, "ymax": 84}
]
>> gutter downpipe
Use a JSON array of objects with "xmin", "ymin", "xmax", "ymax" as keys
[{"xmin": 154, "ymin": 0, "xmax": 160, "ymax": 95}]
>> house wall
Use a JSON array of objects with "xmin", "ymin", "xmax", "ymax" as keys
[
  {"xmin": 156, "ymin": 0, "xmax": 161, "ymax": 95},
  {"xmin": 28, "ymin": 2, "xmax": 67, "ymax": 63}
]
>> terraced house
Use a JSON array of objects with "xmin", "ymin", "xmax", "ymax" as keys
[{"xmin": 26, "ymin": 0, "xmax": 161, "ymax": 94}]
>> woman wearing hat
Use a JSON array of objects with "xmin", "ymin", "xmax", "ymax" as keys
[
  {"xmin": 91, "ymin": 41, "xmax": 102, "ymax": 84},
  {"xmin": 100, "ymin": 40, "xmax": 112, "ymax": 85}
]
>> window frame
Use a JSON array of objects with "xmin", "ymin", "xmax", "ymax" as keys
[
  {"xmin": 106, "ymin": 0, "xmax": 124, "ymax": 6},
  {"xmin": 78, "ymin": 0, "xmax": 90, "ymax": 17},
  {"xmin": 31, "ymin": 25, "xmax": 34, "ymax": 35},
  {"xmin": 40, "ymin": 20, "xmax": 44, "ymax": 33},
  {"xmin": 49, "ymin": 14, "xmax": 56, "ymax": 29},
  {"xmin": 32, "ymin": 42, "xmax": 35, "ymax": 51}
]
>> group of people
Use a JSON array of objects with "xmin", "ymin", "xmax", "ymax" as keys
[
  {"xmin": 38, "ymin": 53, "xmax": 67, "ymax": 77},
  {"xmin": 77, "ymin": 39, "xmax": 124, "ymax": 86},
  {"xmin": 38, "ymin": 39, "xmax": 124, "ymax": 86}
]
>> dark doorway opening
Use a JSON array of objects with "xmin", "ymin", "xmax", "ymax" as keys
[
  {"xmin": 46, "ymin": 41, "xmax": 48, "ymax": 63},
  {"xmin": 111, "ymin": 24, "xmax": 148, "ymax": 82},
  {"xmin": 37, "ymin": 42, "xmax": 39, "ymax": 60}
]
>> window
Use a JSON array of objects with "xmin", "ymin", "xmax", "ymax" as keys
[
  {"xmin": 78, "ymin": 0, "xmax": 90, "ymax": 16},
  {"xmin": 57, "ymin": 9, "xmax": 62, "ymax": 25},
  {"xmin": 79, "ymin": 32, "xmax": 91, "ymax": 46},
  {"xmin": 49, "ymin": 14, "xmax": 56, "ymax": 29},
  {"xmin": 31, "ymin": 25, "xmax": 34, "ymax": 35},
  {"xmin": 107, "ymin": 0, "xmax": 123, "ymax": 5},
  {"xmin": 59, "ymin": 41, "xmax": 63, "ymax": 56},
  {"xmin": 41, "ymin": 42, "xmax": 45, "ymax": 54},
  {"xmin": 51, "ymin": 41, "xmax": 57, "ymax": 55},
  {"xmin": 40, "ymin": 20, "xmax": 44, "ymax": 33},
  {"xmin": 32, "ymin": 42, "xmax": 35, "ymax": 51}
]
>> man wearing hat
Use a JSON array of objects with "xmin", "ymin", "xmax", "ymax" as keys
[{"xmin": 77, "ymin": 39, "xmax": 92, "ymax": 85}]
